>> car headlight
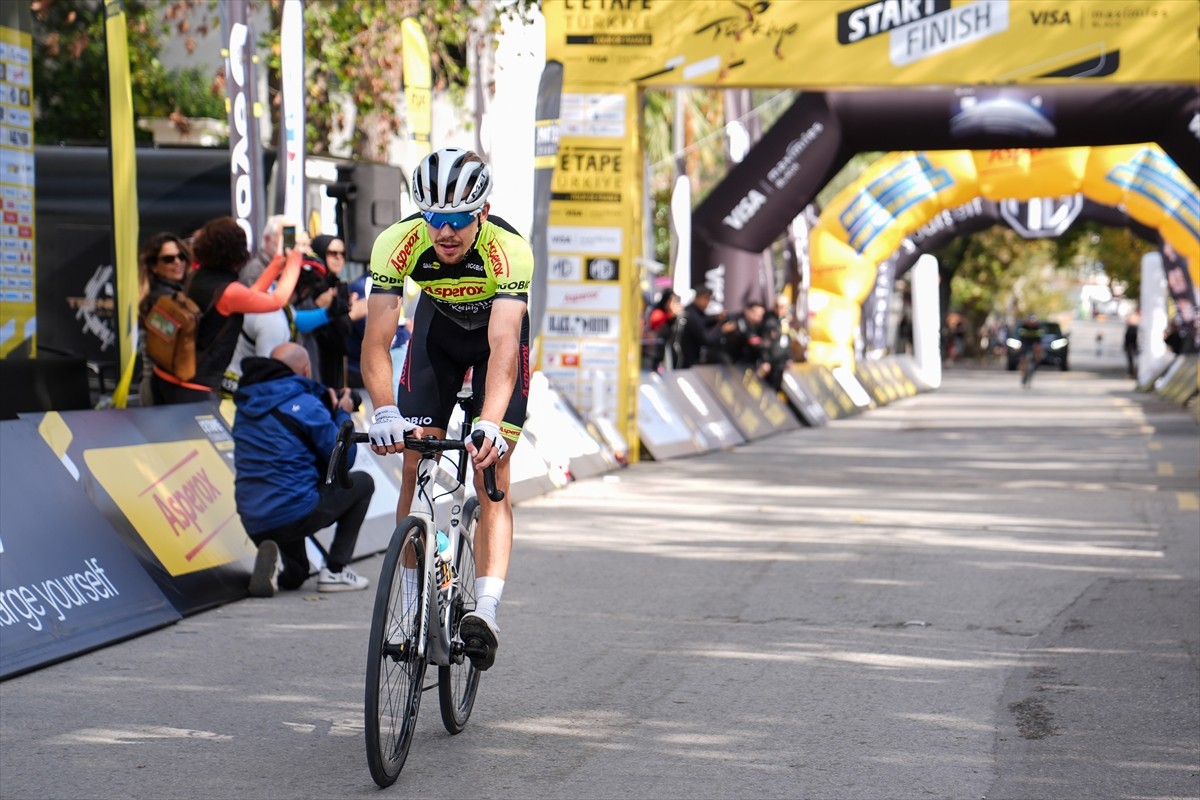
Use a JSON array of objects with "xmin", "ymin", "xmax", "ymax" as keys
[
  {"xmin": 1006, "ymin": 338, "xmax": 1022, "ymax": 349},
  {"xmin": 1050, "ymin": 338, "xmax": 1068, "ymax": 350}
]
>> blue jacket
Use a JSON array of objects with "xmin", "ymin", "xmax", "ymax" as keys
[{"xmin": 232, "ymin": 357, "xmax": 356, "ymax": 534}]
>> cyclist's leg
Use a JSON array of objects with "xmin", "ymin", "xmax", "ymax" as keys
[{"xmin": 459, "ymin": 313, "xmax": 530, "ymax": 669}]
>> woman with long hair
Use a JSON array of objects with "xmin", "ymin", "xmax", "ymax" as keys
[
  {"xmin": 136, "ymin": 233, "xmax": 191, "ymax": 405},
  {"xmin": 150, "ymin": 216, "xmax": 302, "ymax": 405}
]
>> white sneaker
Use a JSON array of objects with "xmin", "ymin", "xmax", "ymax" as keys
[
  {"xmin": 317, "ymin": 566, "xmax": 370, "ymax": 592},
  {"xmin": 248, "ymin": 540, "xmax": 280, "ymax": 598}
]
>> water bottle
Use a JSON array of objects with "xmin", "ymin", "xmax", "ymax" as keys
[{"xmin": 435, "ymin": 531, "xmax": 452, "ymax": 590}]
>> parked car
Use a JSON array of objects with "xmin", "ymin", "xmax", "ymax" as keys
[{"xmin": 1006, "ymin": 321, "xmax": 1069, "ymax": 371}]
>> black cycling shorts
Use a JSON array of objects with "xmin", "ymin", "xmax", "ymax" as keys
[{"xmin": 397, "ymin": 295, "xmax": 530, "ymax": 440}]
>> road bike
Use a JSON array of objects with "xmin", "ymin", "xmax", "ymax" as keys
[
  {"xmin": 1021, "ymin": 342, "xmax": 1043, "ymax": 388},
  {"xmin": 324, "ymin": 391, "xmax": 504, "ymax": 787}
]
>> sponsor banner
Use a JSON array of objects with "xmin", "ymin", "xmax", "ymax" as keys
[
  {"xmin": 787, "ymin": 362, "xmax": 864, "ymax": 420},
  {"xmin": 658, "ymin": 370, "xmax": 745, "ymax": 451},
  {"xmin": 545, "ymin": 311, "xmax": 620, "ymax": 339},
  {"xmin": 560, "ymin": 91, "xmax": 626, "ymax": 138},
  {"xmin": 219, "ymin": 0, "xmax": 266, "ymax": 254},
  {"xmin": 1161, "ymin": 243, "xmax": 1199, "ymax": 354},
  {"xmin": 22, "ymin": 403, "xmax": 258, "ymax": 616},
  {"xmin": 531, "ymin": 60, "xmax": 563, "ymax": 346},
  {"xmin": 524, "ymin": 372, "xmax": 618, "ymax": 482},
  {"xmin": 547, "ymin": 254, "xmax": 583, "ymax": 281},
  {"xmin": 545, "ymin": 0, "xmax": 1198, "ymax": 87},
  {"xmin": 1, "ymin": 419, "xmax": 180, "ymax": 680},
  {"xmin": 546, "ymin": 282, "xmax": 622, "ymax": 312},
  {"xmin": 688, "ymin": 364, "xmax": 798, "ymax": 441},
  {"xmin": 0, "ymin": 12, "xmax": 35, "ymax": 358},
  {"xmin": 547, "ymin": 224, "xmax": 623, "ymax": 254},
  {"xmin": 779, "ymin": 369, "xmax": 830, "ymax": 428},
  {"xmin": 401, "ymin": 18, "xmax": 432, "ymax": 160},
  {"xmin": 637, "ymin": 372, "xmax": 707, "ymax": 460},
  {"xmin": 280, "ymin": 1, "xmax": 305, "ymax": 222}
]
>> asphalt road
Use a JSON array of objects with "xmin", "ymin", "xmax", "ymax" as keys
[{"xmin": 2, "ymin": 364, "xmax": 1197, "ymax": 800}]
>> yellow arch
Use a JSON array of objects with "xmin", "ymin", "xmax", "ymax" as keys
[{"xmin": 807, "ymin": 144, "xmax": 1200, "ymax": 364}]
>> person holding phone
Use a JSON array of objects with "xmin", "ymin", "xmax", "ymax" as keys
[{"xmin": 239, "ymin": 215, "xmax": 294, "ymax": 286}]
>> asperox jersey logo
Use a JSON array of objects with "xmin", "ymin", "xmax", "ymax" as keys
[{"xmin": 389, "ymin": 228, "xmax": 423, "ymax": 272}]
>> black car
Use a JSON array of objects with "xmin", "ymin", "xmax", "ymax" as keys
[{"xmin": 1006, "ymin": 321, "xmax": 1069, "ymax": 371}]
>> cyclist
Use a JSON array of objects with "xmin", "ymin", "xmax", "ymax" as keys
[
  {"xmin": 361, "ymin": 147, "xmax": 533, "ymax": 672},
  {"xmin": 1017, "ymin": 313, "xmax": 1043, "ymax": 387}
]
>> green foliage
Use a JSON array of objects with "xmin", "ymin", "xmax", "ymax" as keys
[
  {"xmin": 32, "ymin": 0, "xmax": 221, "ymax": 144},
  {"xmin": 261, "ymin": 0, "xmax": 538, "ymax": 161},
  {"xmin": 1054, "ymin": 221, "xmax": 1155, "ymax": 303}
]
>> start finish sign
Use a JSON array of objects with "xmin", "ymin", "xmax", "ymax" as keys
[{"xmin": 546, "ymin": 0, "xmax": 1199, "ymax": 87}]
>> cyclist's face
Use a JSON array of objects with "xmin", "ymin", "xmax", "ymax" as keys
[{"xmin": 427, "ymin": 204, "xmax": 487, "ymax": 264}]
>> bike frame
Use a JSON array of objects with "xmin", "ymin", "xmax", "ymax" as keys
[{"xmin": 407, "ymin": 450, "xmax": 471, "ymax": 669}]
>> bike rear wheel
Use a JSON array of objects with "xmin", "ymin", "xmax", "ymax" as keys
[
  {"xmin": 365, "ymin": 518, "xmax": 428, "ymax": 787},
  {"xmin": 439, "ymin": 497, "xmax": 481, "ymax": 734}
]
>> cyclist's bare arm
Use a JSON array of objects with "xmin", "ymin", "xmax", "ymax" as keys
[
  {"xmin": 472, "ymin": 298, "xmax": 524, "ymax": 469},
  {"xmin": 363, "ymin": 291, "xmax": 405, "ymax": 454}
]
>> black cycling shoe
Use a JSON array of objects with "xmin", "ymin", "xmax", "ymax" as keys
[{"xmin": 459, "ymin": 612, "xmax": 498, "ymax": 671}]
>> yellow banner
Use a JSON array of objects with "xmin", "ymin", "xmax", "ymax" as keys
[
  {"xmin": 546, "ymin": 0, "xmax": 1198, "ymax": 87},
  {"xmin": 401, "ymin": 17, "xmax": 432, "ymax": 160},
  {"xmin": 84, "ymin": 440, "xmax": 257, "ymax": 576},
  {"xmin": 105, "ymin": 0, "xmax": 139, "ymax": 406},
  {"xmin": 0, "ymin": 23, "xmax": 35, "ymax": 357}
]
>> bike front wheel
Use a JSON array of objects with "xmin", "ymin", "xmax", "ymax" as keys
[
  {"xmin": 365, "ymin": 517, "xmax": 428, "ymax": 787},
  {"xmin": 439, "ymin": 497, "xmax": 481, "ymax": 734}
]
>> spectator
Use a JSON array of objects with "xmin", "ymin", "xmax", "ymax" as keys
[
  {"xmin": 721, "ymin": 301, "xmax": 788, "ymax": 389},
  {"xmin": 676, "ymin": 287, "xmax": 726, "ymax": 368},
  {"xmin": 150, "ymin": 216, "xmax": 302, "ymax": 405},
  {"xmin": 238, "ymin": 214, "xmax": 290, "ymax": 286},
  {"xmin": 1123, "ymin": 313, "xmax": 1139, "ymax": 378},
  {"xmin": 309, "ymin": 234, "xmax": 356, "ymax": 388},
  {"xmin": 645, "ymin": 290, "xmax": 682, "ymax": 371},
  {"xmin": 220, "ymin": 283, "xmax": 366, "ymax": 397},
  {"xmin": 1164, "ymin": 319, "xmax": 1184, "ymax": 355},
  {"xmin": 346, "ymin": 272, "xmax": 410, "ymax": 390},
  {"xmin": 136, "ymin": 232, "xmax": 191, "ymax": 406},
  {"xmin": 235, "ymin": 342, "xmax": 374, "ymax": 597}
]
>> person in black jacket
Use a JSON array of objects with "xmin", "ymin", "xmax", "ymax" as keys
[{"xmin": 675, "ymin": 287, "xmax": 726, "ymax": 368}]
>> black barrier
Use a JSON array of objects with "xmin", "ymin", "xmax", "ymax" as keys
[
  {"xmin": 20, "ymin": 403, "xmax": 260, "ymax": 616},
  {"xmin": 658, "ymin": 371, "xmax": 746, "ymax": 452},
  {"xmin": 1154, "ymin": 355, "xmax": 1199, "ymax": 407},
  {"xmin": 889, "ymin": 354, "xmax": 935, "ymax": 393},
  {"xmin": 689, "ymin": 365, "xmax": 799, "ymax": 441},
  {"xmin": 638, "ymin": 373, "xmax": 709, "ymax": 460},
  {"xmin": 854, "ymin": 360, "xmax": 894, "ymax": 406},
  {"xmin": 779, "ymin": 368, "xmax": 830, "ymax": 427},
  {"xmin": 787, "ymin": 363, "xmax": 865, "ymax": 420},
  {"xmin": 0, "ymin": 420, "xmax": 181, "ymax": 680}
]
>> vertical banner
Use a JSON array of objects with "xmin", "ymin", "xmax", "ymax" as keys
[
  {"xmin": 544, "ymin": 83, "xmax": 641, "ymax": 455},
  {"xmin": 401, "ymin": 18, "xmax": 432, "ymax": 161},
  {"xmin": 530, "ymin": 60, "xmax": 563, "ymax": 353},
  {"xmin": 0, "ymin": 3, "xmax": 35, "ymax": 358},
  {"xmin": 1161, "ymin": 241, "xmax": 1199, "ymax": 354},
  {"xmin": 104, "ymin": 0, "xmax": 139, "ymax": 408},
  {"xmin": 219, "ymin": 0, "xmax": 266, "ymax": 253},
  {"xmin": 279, "ymin": 0, "xmax": 304, "ymax": 225}
]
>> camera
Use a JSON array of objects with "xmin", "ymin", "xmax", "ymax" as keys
[{"xmin": 349, "ymin": 389, "xmax": 363, "ymax": 412}]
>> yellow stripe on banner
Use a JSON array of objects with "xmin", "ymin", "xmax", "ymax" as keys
[
  {"xmin": 1157, "ymin": 462, "xmax": 1175, "ymax": 477},
  {"xmin": 105, "ymin": 0, "xmax": 140, "ymax": 408},
  {"xmin": 1178, "ymin": 493, "xmax": 1200, "ymax": 511},
  {"xmin": 37, "ymin": 412, "xmax": 73, "ymax": 459}
]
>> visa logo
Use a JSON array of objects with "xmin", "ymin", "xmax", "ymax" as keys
[{"xmin": 1030, "ymin": 10, "xmax": 1071, "ymax": 25}]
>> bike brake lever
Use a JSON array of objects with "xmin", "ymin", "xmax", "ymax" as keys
[{"xmin": 470, "ymin": 430, "xmax": 506, "ymax": 502}]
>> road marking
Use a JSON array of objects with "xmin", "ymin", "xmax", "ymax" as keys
[
  {"xmin": 1179, "ymin": 493, "xmax": 1199, "ymax": 511},
  {"xmin": 1157, "ymin": 462, "xmax": 1175, "ymax": 476},
  {"xmin": 1148, "ymin": 441, "xmax": 1162, "ymax": 451}
]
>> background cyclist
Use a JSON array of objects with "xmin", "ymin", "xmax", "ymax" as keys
[
  {"xmin": 361, "ymin": 147, "xmax": 533, "ymax": 672},
  {"xmin": 1017, "ymin": 313, "xmax": 1044, "ymax": 386}
]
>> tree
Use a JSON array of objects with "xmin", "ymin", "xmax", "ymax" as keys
[
  {"xmin": 1054, "ymin": 221, "xmax": 1155, "ymax": 305},
  {"xmin": 32, "ymin": 0, "xmax": 222, "ymax": 145}
]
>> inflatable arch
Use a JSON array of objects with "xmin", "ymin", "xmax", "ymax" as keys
[{"xmin": 806, "ymin": 144, "xmax": 1200, "ymax": 365}]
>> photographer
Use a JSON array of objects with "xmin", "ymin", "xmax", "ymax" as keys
[
  {"xmin": 233, "ymin": 342, "xmax": 374, "ymax": 597},
  {"xmin": 309, "ymin": 235, "xmax": 355, "ymax": 388}
]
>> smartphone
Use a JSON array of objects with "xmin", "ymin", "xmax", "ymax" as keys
[{"xmin": 282, "ymin": 225, "xmax": 296, "ymax": 252}]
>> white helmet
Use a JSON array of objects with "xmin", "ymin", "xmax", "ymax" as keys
[{"xmin": 412, "ymin": 147, "xmax": 492, "ymax": 214}]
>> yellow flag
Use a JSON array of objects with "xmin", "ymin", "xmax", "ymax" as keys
[{"xmin": 105, "ymin": 0, "xmax": 139, "ymax": 407}]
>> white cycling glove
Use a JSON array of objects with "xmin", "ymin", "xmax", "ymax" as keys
[
  {"xmin": 369, "ymin": 405, "xmax": 415, "ymax": 448},
  {"xmin": 470, "ymin": 420, "xmax": 509, "ymax": 460}
]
